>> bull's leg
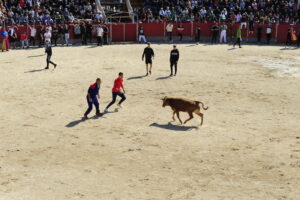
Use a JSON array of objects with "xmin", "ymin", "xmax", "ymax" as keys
[
  {"xmin": 184, "ymin": 112, "xmax": 194, "ymax": 124},
  {"xmin": 172, "ymin": 111, "xmax": 176, "ymax": 121},
  {"xmin": 196, "ymin": 111, "xmax": 204, "ymax": 125},
  {"xmin": 176, "ymin": 111, "xmax": 182, "ymax": 124}
]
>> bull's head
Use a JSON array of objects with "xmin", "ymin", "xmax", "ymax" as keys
[{"xmin": 161, "ymin": 96, "xmax": 168, "ymax": 107}]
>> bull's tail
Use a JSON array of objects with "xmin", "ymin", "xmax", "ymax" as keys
[{"xmin": 195, "ymin": 101, "xmax": 208, "ymax": 110}]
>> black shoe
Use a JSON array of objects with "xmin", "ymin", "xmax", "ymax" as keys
[
  {"xmin": 44, "ymin": 67, "xmax": 49, "ymax": 69},
  {"xmin": 54, "ymin": 64, "xmax": 57, "ymax": 68},
  {"xmin": 146, "ymin": 72, "xmax": 149, "ymax": 76},
  {"xmin": 149, "ymin": 71, "xmax": 151, "ymax": 75},
  {"xmin": 170, "ymin": 73, "xmax": 173, "ymax": 76}
]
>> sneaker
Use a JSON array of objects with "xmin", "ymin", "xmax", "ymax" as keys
[
  {"xmin": 54, "ymin": 64, "xmax": 57, "ymax": 68},
  {"xmin": 82, "ymin": 115, "xmax": 88, "ymax": 120},
  {"xmin": 149, "ymin": 71, "xmax": 152, "ymax": 75},
  {"xmin": 117, "ymin": 104, "xmax": 123, "ymax": 108},
  {"xmin": 96, "ymin": 112, "xmax": 103, "ymax": 116},
  {"xmin": 146, "ymin": 72, "xmax": 149, "ymax": 76},
  {"xmin": 44, "ymin": 67, "xmax": 49, "ymax": 69},
  {"xmin": 104, "ymin": 108, "xmax": 109, "ymax": 113},
  {"xmin": 170, "ymin": 73, "xmax": 173, "ymax": 76}
]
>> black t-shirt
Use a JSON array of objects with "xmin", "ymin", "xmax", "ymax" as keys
[
  {"xmin": 142, "ymin": 47, "xmax": 154, "ymax": 60},
  {"xmin": 170, "ymin": 49, "xmax": 179, "ymax": 62},
  {"xmin": 139, "ymin": 29, "xmax": 144, "ymax": 35}
]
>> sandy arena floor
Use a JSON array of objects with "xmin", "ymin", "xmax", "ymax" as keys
[{"xmin": 0, "ymin": 44, "xmax": 299, "ymax": 200}]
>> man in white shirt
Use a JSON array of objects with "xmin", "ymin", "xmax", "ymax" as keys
[
  {"xmin": 159, "ymin": 8, "xmax": 165, "ymax": 17},
  {"xmin": 29, "ymin": 25, "xmax": 37, "ymax": 46},
  {"xmin": 44, "ymin": 28, "xmax": 52, "ymax": 43},
  {"xmin": 96, "ymin": 25, "xmax": 104, "ymax": 46},
  {"xmin": 166, "ymin": 22, "xmax": 174, "ymax": 42},
  {"xmin": 266, "ymin": 23, "xmax": 272, "ymax": 44}
]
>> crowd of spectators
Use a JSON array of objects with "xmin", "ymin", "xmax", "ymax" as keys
[
  {"xmin": 138, "ymin": 0, "xmax": 299, "ymax": 24},
  {"xmin": 0, "ymin": 0, "xmax": 108, "ymax": 25}
]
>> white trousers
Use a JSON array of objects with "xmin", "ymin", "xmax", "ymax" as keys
[
  {"xmin": 65, "ymin": 33, "xmax": 70, "ymax": 45},
  {"xmin": 139, "ymin": 35, "xmax": 147, "ymax": 43},
  {"xmin": 220, "ymin": 30, "xmax": 227, "ymax": 43},
  {"xmin": 21, "ymin": 40, "xmax": 29, "ymax": 48}
]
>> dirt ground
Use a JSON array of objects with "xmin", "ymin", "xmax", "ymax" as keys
[{"xmin": 0, "ymin": 44, "xmax": 299, "ymax": 200}]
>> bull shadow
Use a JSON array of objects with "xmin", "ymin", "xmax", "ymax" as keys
[
  {"xmin": 127, "ymin": 75, "xmax": 147, "ymax": 80},
  {"xmin": 150, "ymin": 122, "xmax": 198, "ymax": 131}
]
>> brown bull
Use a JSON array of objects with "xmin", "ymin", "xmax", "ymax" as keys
[{"xmin": 161, "ymin": 97, "xmax": 208, "ymax": 125}]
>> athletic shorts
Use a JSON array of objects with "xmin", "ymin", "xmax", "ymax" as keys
[{"xmin": 145, "ymin": 58, "xmax": 152, "ymax": 64}]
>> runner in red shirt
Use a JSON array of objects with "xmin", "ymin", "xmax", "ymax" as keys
[{"xmin": 104, "ymin": 72, "xmax": 126, "ymax": 112}]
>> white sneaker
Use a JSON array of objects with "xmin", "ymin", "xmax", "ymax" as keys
[{"xmin": 117, "ymin": 104, "xmax": 123, "ymax": 108}]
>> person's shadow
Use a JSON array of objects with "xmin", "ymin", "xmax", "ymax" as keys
[
  {"xmin": 150, "ymin": 122, "xmax": 198, "ymax": 131},
  {"xmin": 227, "ymin": 47, "xmax": 236, "ymax": 51},
  {"xmin": 24, "ymin": 68, "xmax": 46, "ymax": 73},
  {"xmin": 27, "ymin": 54, "xmax": 44, "ymax": 58},
  {"xmin": 156, "ymin": 75, "xmax": 171, "ymax": 80},
  {"xmin": 127, "ymin": 75, "xmax": 147, "ymax": 80},
  {"xmin": 66, "ymin": 110, "xmax": 119, "ymax": 128}
]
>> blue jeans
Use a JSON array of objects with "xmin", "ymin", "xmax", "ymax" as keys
[
  {"xmin": 84, "ymin": 96, "xmax": 100, "ymax": 116},
  {"xmin": 106, "ymin": 92, "xmax": 126, "ymax": 109}
]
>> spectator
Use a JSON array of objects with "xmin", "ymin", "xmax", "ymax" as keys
[
  {"xmin": 177, "ymin": 23, "xmax": 184, "ymax": 41},
  {"xmin": 103, "ymin": 25, "xmax": 109, "ymax": 45},
  {"xmin": 1, "ymin": 28, "xmax": 10, "ymax": 52},
  {"xmin": 257, "ymin": 22, "xmax": 263, "ymax": 43},
  {"xmin": 220, "ymin": 22, "xmax": 227, "ymax": 43},
  {"xmin": 285, "ymin": 28, "xmax": 292, "ymax": 47},
  {"xmin": 166, "ymin": 22, "xmax": 173, "ymax": 43},
  {"xmin": 138, "ymin": 26, "xmax": 147, "ymax": 44},
  {"xmin": 266, "ymin": 23, "xmax": 272, "ymax": 44},
  {"xmin": 29, "ymin": 24, "xmax": 37, "ymax": 46},
  {"xmin": 195, "ymin": 24, "xmax": 201, "ymax": 43},
  {"xmin": 20, "ymin": 32, "xmax": 29, "ymax": 49},
  {"xmin": 86, "ymin": 21, "xmax": 93, "ymax": 43},
  {"xmin": 211, "ymin": 22, "xmax": 219, "ymax": 44},
  {"xmin": 96, "ymin": 25, "xmax": 103, "ymax": 46},
  {"xmin": 52, "ymin": 23, "xmax": 59, "ymax": 46},
  {"xmin": 8, "ymin": 26, "xmax": 17, "ymax": 49},
  {"xmin": 63, "ymin": 24, "xmax": 70, "ymax": 46},
  {"xmin": 297, "ymin": 29, "xmax": 300, "ymax": 47}
]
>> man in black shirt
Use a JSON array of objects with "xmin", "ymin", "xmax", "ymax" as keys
[
  {"xmin": 80, "ymin": 23, "xmax": 87, "ymax": 45},
  {"xmin": 52, "ymin": 23, "xmax": 59, "ymax": 46},
  {"xmin": 170, "ymin": 45, "xmax": 179, "ymax": 76},
  {"xmin": 44, "ymin": 41, "xmax": 57, "ymax": 69},
  {"xmin": 142, "ymin": 42, "xmax": 154, "ymax": 76},
  {"xmin": 86, "ymin": 21, "xmax": 93, "ymax": 44},
  {"xmin": 257, "ymin": 22, "xmax": 263, "ymax": 43},
  {"xmin": 211, "ymin": 22, "xmax": 219, "ymax": 44},
  {"xmin": 195, "ymin": 25, "xmax": 201, "ymax": 43}
]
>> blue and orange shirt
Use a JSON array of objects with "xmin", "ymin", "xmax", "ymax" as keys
[{"xmin": 88, "ymin": 83, "xmax": 100, "ymax": 98}]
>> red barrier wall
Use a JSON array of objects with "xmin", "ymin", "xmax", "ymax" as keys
[{"xmin": 4, "ymin": 23, "xmax": 300, "ymax": 44}]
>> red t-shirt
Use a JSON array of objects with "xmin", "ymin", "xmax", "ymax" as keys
[
  {"xmin": 112, "ymin": 77, "xmax": 123, "ymax": 93},
  {"xmin": 20, "ymin": 34, "xmax": 27, "ymax": 40}
]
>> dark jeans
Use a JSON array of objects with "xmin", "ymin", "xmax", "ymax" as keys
[
  {"xmin": 84, "ymin": 96, "xmax": 100, "ymax": 116},
  {"xmin": 211, "ymin": 33, "xmax": 218, "ymax": 44},
  {"xmin": 106, "ymin": 92, "xmax": 126, "ymax": 109},
  {"xmin": 178, "ymin": 33, "xmax": 183, "ymax": 41},
  {"xmin": 46, "ymin": 54, "xmax": 56, "ymax": 68},
  {"xmin": 103, "ymin": 33, "xmax": 108, "ymax": 45},
  {"xmin": 82, "ymin": 34, "xmax": 87, "ymax": 45},
  {"xmin": 266, "ymin": 33, "xmax": 271, "ymax": 44},
  {"xmin": 257, "ymin": 32, "xmax": 262, "ymax": 43},
  {"xmin": 195, "ymin": 31, "xmax": 200, "ymax": 42},
  {"xmin": 170, "ymin": 61, "xmax": 177, "ymax": 75},
  {"xmin": 233, "ymin": 38, "xmax": 241, "ymax": 47},
  {"xmin": 97, "ymin": 36, "xmax": 103, "ymax": 46},
  {"xmin": 286, "ymin": 36, "xmax": 292, "ymax": 46},
  {"xmin": 29, "ymin": 36, "xmax": 35, "ymax": 46},
  {"xmin": 167, "ymin": 32, "xmax": 172, "ymax": 41},
  {"xmin": 52, "ymin": 34, "xmax": 58, "ymax": 46}
]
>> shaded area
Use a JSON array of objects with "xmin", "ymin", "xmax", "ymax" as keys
[
  {"xmin": 27, "ymin": 54, "xmax": 44, "ymax": 58},
  {"xmin": 66, "ymin": 115, "xmax": 105, "ymax": 128},
  {"xmin": 150, "ymin": 122, "xmax": 198, "ymax": 131},
  {"xmin": 24, "ymin": 68, "xmax": 46, "ymax": 73},
  {"xmin": 127, "ymin": 75, "xmax": 147, "ymax": 80},
  {"xmin": 227, "ymin": 47, "xmax": 236, "ymax": 51},
  {"xmin": 156, "ymin": 75, "xmax": 171, "ymax": 80},
  {"xmin": 280, "ymin": 47, "xmax": 299, "ymax": 51}
]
